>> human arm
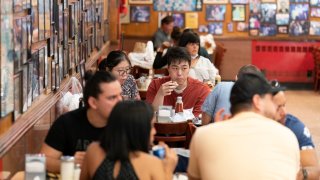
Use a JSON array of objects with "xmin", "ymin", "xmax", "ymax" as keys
[
  {"xmin": 80, "ymin": 142, "xmax": 102, "ymax": 180},
  {"xmin": 297, "ymin": 149, "xmax": 320, "ymax": 180},
  {"xmin": 159, "ymin": 142, "xmax": 178, "ymax": 180},
  {"xmin": 187, "ymin": 131, "xmax": 201, "ymax": 180},
  {"xmin": 192, "ymin": 85, "xmax": 210, "ymax": 117},
  {"xmin": 201, "ymin": 112, "xmax": 212, "ymax": 125},
  {"xmin": 201, "ymin": 89, "xmax": 217, "ymax": 125},
  {"xmin": 40, "ymin": 143, "xmax": 62, "ymax": 173}
]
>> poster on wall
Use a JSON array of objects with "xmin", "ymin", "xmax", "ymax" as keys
[
  {"xmin": 208, "ymin": 22, "xmax": 223, "ymax": 34},
  {"xmin": 198, "ymin": 25, "xmax": 209, "ymax": 32},
  {"xmin": 260, "ymin": 3, "xmax": 276, "ymax": 23},
  {"xmin": 278, "ymin": 26, "xmax": 288, "ymax": 34},
  {"xmin": 185, "ymin": 12, "xmax": 198, "ymax": 29},
  {"xmin": 203, "ymin": 0, "xmax": 228, "ymax": 4},
  {"xmin": 173, "ymin": 13, "xmax": 185, "ymax": 28},
  {"xmin": 154, "ymin": 0, "xmax": 203, "ymax": 11},
  {"xmin": 276, "ymin": 13, "xmax": 289, "ymax": 25},
  {"xmin": 130, "ymin": 6, "xmax": 150, "ymax": 22},
  {"xmin": 1, "ymin": 0, "xmax": 15, "ymax": 117},
  {"xmin": 310, "ymin": 0, "xmax": 320, "ymax": 7},
  {"xmin": 206, "ymin": 5, "xmax": 226, "ymax": 21},
  {"xmin": 311, "ymin": 7, "xmax": 320, "ymax": 17},
  {"xmin": 129, "ymin": 0, "xmax": 152, "ymax": 4},
  {"xmin": 230, "ymin": 0, "xmax": 248, "ymax": 4},
  {"xmin": 289, "ymin": 4, "xmax": 309, "ymax": 21},
  {"xmin": 289, "ymin": 20, "xmax": 309, "ymax": 36},
  {"xmin": 310, "ymin": 21, "xmax": 320, "ymax": 35},
  {"xmin": 232, "ymin": 4, "xmax": 246, "ymax": 21},
  {"xmin": 277, "ymin": 0, "xmax": 289, "ymax": 13},
  {"xmin": 259, "ymin": 24, "xmax": 277, "ymax": 36},
  {"xmin": 250, "ymin": 0, "xmax": 261, "ymax": 13}
]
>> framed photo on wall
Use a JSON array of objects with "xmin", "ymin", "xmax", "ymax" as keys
[
  {"xmin": 206, "ymin": 5, "xmax": 226, "ymax": 21},
  {"xmin": 173, "ymin": 13, "xmax": 185, "ymax": 28},
  {"xmin": 203, "ymin": 0, "xmax": 228, "ymax": 4},
  {"xmin": 278, "ymin": 25, "xmax": 288, "ymax": 34},
  {"xmin": 208, "ymin": 22, "xmax": 223, "ymax": 34},
  {"xmin": 22, "ymin": 65, "xmax": 28, "ymax": 112},
  {"xmin": 249, "ymin": 14, "xmax": 261, "ymax": 29},
  {"xmin": 227, "ymin": 22, "xmax": 234, "ymax": 32},
  {"xmin": 130, "ymin": 6, "xmax": 150, "ymax": 23},
  {"xmin": 232, "ymin": 4, "xmax": 246, "ymax": 21},
  {"xmin": 38, "ymin": 47, "xmax": 45, "ymax": 93},
  {"xmin": 154, "ymin": 0, "xmax": 202, "ymax": 11},
  {"xmin": 21, "ymin": 17, "xmax": 28, "ymax": 64},
  {"xmin": 311, "ymin": 7, "xmax": 320, "ymax": 17},
  {"xmin": 13, "ymin": 18, "xmax": 22, "ymax": 74},
  {"xmin": 259, "ymin": 24, "xmax": 277, "ymax": 36},
  {"xmin": 310, "ymin": 21, "xmax": 320, "ymax": 35},
  {"xmin": 289, "ymin": 4, "xmax": 309, "ymax": 21},
  {"xmin": 31, "ymin": 51, "xmax": 40, "ymax": 101},
  {"xmin": 44, "ymin": 0, "xmax": 51, "ymax": 39},
  {"xmin": 14, "ymin": 0, "xmax": 24, "ymax": 13},
  {"xmin": 289, "ymin": 20, "xmax": 309, "ymax": 36},
  {"xmin": 276, "ymin": 14, "xmax": 289, "ymax": 25},
  {"xmin": 129, "ymin": 0, "xmax": 152, "ymax": 4},
  {"xmin": 198, "ymin": 24, "xmax": 209, "ymax": 33},
  {"xmin": 13, "ymin": 72, "xmax": 22, "ymax": 121},
  {"xmin": 260, "ymin": 3, "xmax": 276, "ymax": 23},
  {"xmin": 64, "ymin": 11, "xmax": 69, "ymax": 48},
  {"xmin": 31, "ymin": 0, "xmax": 39, "ymax": 43},
  {"xmin": 38, "ymin": 0, "xmax": 46, "ymax": 41},
  {"xmin": 250, "ymin": 0, "xmax": 261, "ymax": 13}
]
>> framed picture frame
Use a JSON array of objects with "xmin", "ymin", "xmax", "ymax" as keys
[
  {"xmin": 63, "ymin": 0, "xmax": 68, "ymax": 10},
  {"xmin": 22, "ymin": 64, "xmax": 28, "ymax": 112},
  {"xmin": 206, "ymin": 5, "xmax": 226, "ymax": 21},
  {"xmin": 44, "ymin": 0, "xmax": 51, "ymax": 39},
  {"xmin": 21, "ymin": 17, "xmax": 29, "ymax": 64},
  {"xmin": 27, "ymin": 61, "xmax": 33, "ymax": 107},
  {"xmin": 277, "ymin": 0, "xmax": 289, "ymax": 13},
  {"xmin": 154, "ymin": 0, "xmax": 202, "ymax": 11},
  {"xmin": 208, "ymin": 22, "xmax": 223, "ymax": 35},
  {"xmin": 227, "ymin": 22, "xmax": 234, "ymax": 32},
  {"xmin": 58, "ymin": 3, "xmax": 63, "ymax": 43},
  {"xmin": 289, "ymin": 4, "xmax": 309, "ymax": 21},
  {"xmin": 278, "ymin": 25, "xmax": 288, "ymax": 34},
  {"xmin": 259, "ymin": 24, "xmax": 277, "ymax": 36},
  {"xmin": 204, "ymin": 0, "xmax": 228, "ymax": 4},
  {"xmin": 13, "ymin": 72, "xmax": 22, "ymax": 121},
  {"xmin": 79, "ymin": 60, "xmax": 86, "ymax": 87},
  {"xmin": 64, "ymin": 11, "xmax": 69, "ymax": 48},
  {"xmin": 130, "ymin": 6, "xmax": 150, "ymax": 23},
  {"xmin": 311, "ymin": 0, "xmax": 320, "ymax": 7},
  {"xmin": 14, "ymin": 0, "xmax": 24, "ymax": 13},
  {"xmin": 46, "ymin": 56, "xmax": 52, "ymax": 93},
  {"xmin": 260, "ymin": 3, "xmax": 277, "ymax": 23},
  {"xmin": 38, "ymin": 47, "xmax": 45, "ymax": 93},
  {"xmin": 31, "ymin": 0, "xmax": 39, "ymax": 43},
  {"xmin": 198, "ymin": 25, "xmax": 209, "ymax": 33},
  {"xmin": 129, "ymin": 0, "xmax": 152, "ymax": 4},
  {"xmin": 250, "ymin": 0, "xmax": 261, "ymax": 13},
  {"xmin": 289, "ymin": 20, "xmax": 309, "ymax": 36},
  {"xmin": 51, "ymin": 59, "xmax": 56, "ymax": 91},
  {"xmin": 55, "ymin": 63, "xmax": 61, "ymax": 90},
  {"xmin": 63, "ymin": 48, "xmax": 69, "ymax": 76},
  {"xmin": 237, "ymin": 22, "xmax": 249, "ymax": 31},
  {"xmin": 58, "ymin": 45, "xmax": 65, "ymax": 77},
  {"xmin": 25, "ymin": 16, "xmax": 32, "ymax": 59},
  {"xmin": 38, "ymin": 0, "xmax": 46, "ymax": 41},
  {"xmin": 249, "ymin": 29, "xmax": 259, "ymax": 36},
  {"xmin": 48, "ymin": 26, "xmax": 54, "ymax": 56},
  {"xmin": 276, "ymin": 13, "xmax": 289, "ymax": 25},
  {"xmin": 69, "ymin": 4, "xmax": 75, "ymax": 38},
  {"xmin": 310, "ymin": 21, "xmax": 320, "ymax": 35},
  {"xmin": 249, "ymin": 14, "xmax": 261, "ymax": 29},
  {"xmin": 13, "ymin": 18, "xmax": 22, "ymax": 74},
  {"xmin": 230, "ymin": 0, "xmax": 248, "ymax": 3},
  {"xmin": 311, "ymin": 7, "xmax": 320, "ymax": 17},
  {"xmin": 31, "ymin": 51, "xmax": 40, "ymax": 101},
  {"xmin": 290, "ymin": 0, "xmax": 308, "ymax": 3},
  {"xmin": 232, "ymin": 4, "xmax": 246, "ymax": 21},
  {"xmin": 24, "ymin": 0, "xmax": 31, "ymax": 9}
]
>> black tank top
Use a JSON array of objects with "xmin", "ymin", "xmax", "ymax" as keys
[{"xmin": 93, "ymin": 157, "xmax": 139, "ymax": 180}]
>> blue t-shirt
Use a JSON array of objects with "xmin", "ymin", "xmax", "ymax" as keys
[
  {"xmin": 201, "ymin": 81, "xmax": 234, "ymax": 122},
  {"xmin": 285, "ymin": 114, "xmax": 315, "ymax": 150}
]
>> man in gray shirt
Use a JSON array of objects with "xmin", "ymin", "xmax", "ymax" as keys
[{"xmin": 152, "ymin": 16, "xmax": 174, "ymax": 50}]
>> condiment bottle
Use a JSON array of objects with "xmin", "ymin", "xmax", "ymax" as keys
[{"xmin": 175, "ymin": 96, "xmax": 184, "ymax": 113}]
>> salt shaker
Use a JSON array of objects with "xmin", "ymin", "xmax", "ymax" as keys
[{"xmin": 60, "ymin": 156, "xmax": 75, "ymax": 180}]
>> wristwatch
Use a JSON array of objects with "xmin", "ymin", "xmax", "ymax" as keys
[{"xmin": 302, "ymin": 168, "xmax": 308, "ymax": 180}]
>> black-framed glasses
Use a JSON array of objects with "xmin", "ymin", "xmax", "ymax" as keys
[{"xmin": 115, "ymin": 67, "xmax": 132, "ymax": 76}]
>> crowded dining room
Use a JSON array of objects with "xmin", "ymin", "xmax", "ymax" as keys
[{"xmin": 1, "ymin": 0, "xmax": 320, "ymax": 179}]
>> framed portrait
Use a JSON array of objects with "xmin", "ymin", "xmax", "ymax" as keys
[
  {"xmin": 25, "ymin": 16, "xmax": 32, "ymax": 59},
  {"xmin": 259, "ymin": 24, "xmax": 277, "ymax": 36},
  {"xmin": 13, "ymin": 18, "xmax": 22, "ymax": 74},
  {"xmin": 13, "ymin": 73, "xmax": 22, "ymax": 121},
  {"xmin": 129, "ymin": 0, "xmax": 152, "ymax": 4},
  {"xmin": 277, "ymin": 0, "xmax": 289, "ymax": 13},
  {"xmin": 59, "ymin": 3, "xmax": 63, "ymax": 43},
  {"xmin": 203, "ymin": 0, "xmax": 228, "ymax": 4},
  {"xmin": 63, "ymin": 0, "xmax": 68, "ymax": 9},
  {"xmin": 311, "ymin": 7, "xmax": 320, "ymax": 17},
  {"xmin": 289, "ymin": 20, "xmax": 309, "ymax": 36},
  {"xmin": 24, "ymin": 0, "xmax": 31, "ymax": 9},
  {"xmin": 14, "ymin": 0, "xmax": 24, "ymax": 13},
  {"xmin": 208, "ymin": 22, "xmax": 223, "ymax": 34},
  {"xmin": 64, "ymin": 11, "xmax": 69, "ymax": 48},
  {"xmin": 31, "ymin": 51, "xmax": 40, "ymax": 101},
  {"xmin": 44, "ymin": 0, "xmax": 51, "ymax": 39},
  {"xmin": 173, "ymin": 13, "xmax": 185, "ymax": 28},
  {"xmin": 198, "ymin": 24, "xmax": 209, "ymax": 33},
  {"xmin": 310, "ymin": 21, "xmax": 320, "ymax": 35},
  {"xmin": 46, "ymin": 56, "xmax": 52, "ymax": 93},
  {"xmin": 289, "ymin": 4, "xmax": 309, "ymax": 21},
  {"xmin": 38, "ymin": 47, "xmax": 45, "ymax": 92},
  {"xmin": 38, "ymin": 0, "xmax": 46, "ymax": 41},
  {"xmin": 58, "ymin": 45, "xmax": 64, "ymax": 78},
  {"xmin": 27, "ymin": 61, "xmax": 33, "ymax": 107},
  {"xmin": 249, "ymin": 0, "xmax": 261, "ymax": 13},
  {"xmin": 261, "ymin": 0, "xmax": 275, "ymax": 2},
  {"xmin": 22, "ymin": 65, "xmax": 28, "ymax": 112},
  {"xmin": 21, "ymin": 17, "xmax": 28, "ymax": 64},
  {"xmin": 31, "ymin": 0, "xmax": 39, "ymax": 43},
  {"xmin": 249, "ymin": 29, "xmax": 259, "ymax": 36},
  {"xmin": 55, "ymin": 63, "xmax": 61, "ymax": 90},
  {"xmin": 154, "ymin": 0, "xmax": 202, "ymax": 11},
  {"xmin": 206, "ymin": 5, "xmax": 226, "ymax": 21},
  {"xmin": 260, "ymin": 3, "xmax": 276, "ymax": 23},
  {"xmin": 69, "ymin": 4, "xmax": 75, "ymax": 37},
  {"xmin": 290, "ymin": 0, "xmax": 308, "ymax": 3},
  {"xmin": 276, "ymin": 13, "xmax": 289, "ymax": 25},
  {"xmin": 227, "ymin": 22, "xmax": 234, "ymax": 32},
  {"xmin": 48, "ymin": 27, "xmax": 54, "ymax": 56},
  {"xmin": 249, "ymin": 14, "xmax": 261, "ymax": 29},
  {"xmin": 79, "ymin": 60, "xmax": 86, "ymax": 87},
  {"xmin": 130, "ymin": 6, "xmax": 150, "ymax": 23},
  {"xmin": 120, "ymin": 3, "xmax": 130, "ymax": 24},
  {"xmin": 232, "ymin": 4, "xmax": 246, "ymax": 21},
  {"xmin": 278, "ymin": 25, "xmax": 288, "ymax": 34},
  {"xmin": 51, "ymin": 60, "xmax": 56, "ymax": 91},
  {"xmin": 311, "ymin": 0, "xmax": 320, "ymax": 7},
  {"xmin": 63, "ymin": 48, "xmax": 69, "ymax": 76},
  {"xmin": 230, "ymin": 0, "xmax": 248, "ymax": 3},
  {"xmin": 237, "ymin": 22, "xmax": 249, "ymax": 31}
]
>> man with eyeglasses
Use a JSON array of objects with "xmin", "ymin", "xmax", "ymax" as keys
[
  {"xmin": 146, "ymin": 47, "xmax": 210, "ymax": 117},
  {"xmin": 272, "ymin": 85, "xmax": 320, "ymax": 180}
]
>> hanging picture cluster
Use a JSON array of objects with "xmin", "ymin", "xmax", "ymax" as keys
[{"xmin": 1, "ymin": 0, "xmax": 109, "ymax": 120}]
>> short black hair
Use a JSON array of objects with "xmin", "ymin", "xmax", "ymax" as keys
[
  {"xmin": 83, "ymin": 71, "xmax": 117, "ymax": 107},
  {"xmin": 178, "ymin": 31, "xmax": 200, "ymax": 47},
  {"xmin": 171, "ymin": 26, "xmax": 182, "ymax": 42},
  {"xmin": 98, "ymin": 50, "xmax": 131, "ymax": 71},
  {"xmin": 161, "ymin": 15, "xmax": 174, "ymax": 25},
  {"xmin": 99, "ymin": 100, "xmax": 154, "ymax": 161},
  {"xmin": 166, "ymin": 47, "xmax": 191, "ymax": 66}
]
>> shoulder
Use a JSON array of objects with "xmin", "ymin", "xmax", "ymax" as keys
[
  {"xmin": 188, "ymin": 78, "xmax": 210, "ymax": 91},
  {"xmin": 53, "ymin": 108, "xmax": 86, "ymax": 126}
]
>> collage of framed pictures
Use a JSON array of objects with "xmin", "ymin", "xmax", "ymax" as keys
[{"xmin": 5, "ymin": 0, "xmax": 109, "ymax": 120}]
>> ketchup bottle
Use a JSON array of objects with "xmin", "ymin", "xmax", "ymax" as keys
[{"xmin": 175, "ymin": 96, "xmax": 184, "ymax": 113}]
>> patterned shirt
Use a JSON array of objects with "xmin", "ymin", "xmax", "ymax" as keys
[{"xmin": 121, "ymin": 74, "xmax": 140, "ymax": 100}]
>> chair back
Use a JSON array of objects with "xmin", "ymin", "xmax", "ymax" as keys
[
  {"xmin": 154, "ymin": 121, "xmax": 196, "ymax": 149},
  {"xmin": 213, "ymin": 42, "xmax": 226, "ymax": 70}
]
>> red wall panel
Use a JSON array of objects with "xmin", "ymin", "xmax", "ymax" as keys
[{"xmin": 252, "ymin": 41, "xmax": 320, "ymax": 82}]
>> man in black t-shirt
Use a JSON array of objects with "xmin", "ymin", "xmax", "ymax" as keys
[{"xmin": 40, "ymin": 71, "xmax": 123, "ymax": 173}]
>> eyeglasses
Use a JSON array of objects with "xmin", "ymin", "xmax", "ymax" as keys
[
  {"xmin": 270, "ymin": 80, "xmax": 280, "ymax": 88},
  {"xmin": 115, "ymin": 67, "xmax": 132, "ymax": 76}
]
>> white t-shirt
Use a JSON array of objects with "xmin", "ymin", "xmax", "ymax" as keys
[{"xmin": 188, "ymin": 56, "xmax": 218, "ymax": 82}]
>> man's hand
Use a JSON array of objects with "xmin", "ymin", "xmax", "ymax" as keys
[
  {"xmin": 158, "ymin": 81, "xmax": 178, "ymax": 96},
  {"xmin": 214, "ymin": 108, "xmax": 231, "ymax": 122},
  {"xmin": 74, "ymin": 151, "xmax": 86, "ymax": 167}
]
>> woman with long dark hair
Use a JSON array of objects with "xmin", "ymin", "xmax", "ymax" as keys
[{"xmin": 80, "ymin": 101, "xmax": 178, "ymax": 180}]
